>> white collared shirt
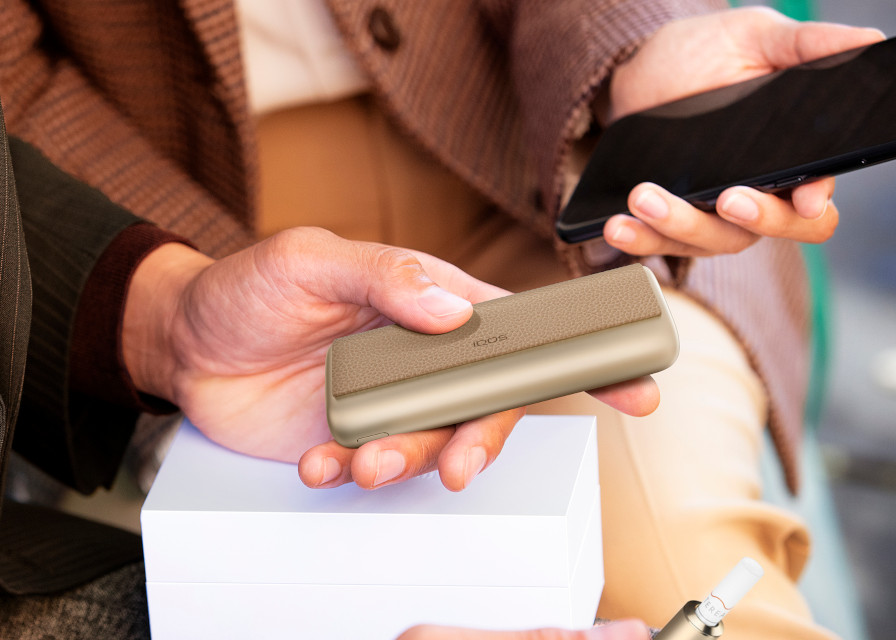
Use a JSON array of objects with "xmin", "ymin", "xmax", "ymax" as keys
[{"xmin": 233, "ymin": 0, "xmax": 370, "ymax": 115}]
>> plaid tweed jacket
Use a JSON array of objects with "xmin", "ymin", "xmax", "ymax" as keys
[{"xmin": 0, "ymin": 0, "xmax": 810, "ymax": 492}]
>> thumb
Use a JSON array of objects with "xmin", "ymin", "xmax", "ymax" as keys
[
  {"xmin": 754, "ymin": 12, "xmax": 885, "ymax": 69},
  {"xmin": 333, "ymin": 238, "xmax": 474, "ymax": 334}
]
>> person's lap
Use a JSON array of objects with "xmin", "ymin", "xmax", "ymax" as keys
[{"xmin": 529, "ymin": 289, "xmax": 834, "ymax": 639}]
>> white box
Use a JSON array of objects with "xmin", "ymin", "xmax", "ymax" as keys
[{"xmin": 141, "ymin": 415, "xmax": 602, "ymax": 640}]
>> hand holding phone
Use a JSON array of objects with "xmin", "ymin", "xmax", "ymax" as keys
[{"xmin": 557, "ymin": 9, "xmax": 889, "ymax": 254}]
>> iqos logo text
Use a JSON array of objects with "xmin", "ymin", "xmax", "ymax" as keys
[{"xmin": 473, "ymin": 335, "xmax": 508, "ymax": 347}]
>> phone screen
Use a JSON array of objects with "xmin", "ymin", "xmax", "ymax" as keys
[{"xmin": 556, "ymin": 36, "xmax": 896, "ymax": 243}]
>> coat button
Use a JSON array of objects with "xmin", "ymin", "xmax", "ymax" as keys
[{"xmin": 368, "ymin": 7, "xmax": 401, "ymax": 51}]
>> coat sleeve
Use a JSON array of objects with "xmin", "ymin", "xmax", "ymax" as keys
[
  {"xmin": 0, "ymin": 0, "xmax": 253, "ymax": 258},
  {"xmin": 0, "ymin": 103, "xmax": 32, "ymax": 500},
  {"xmin": 10, "ymin": 137, "xmax": 183, "ymax": 494},
  {"xmin": 480, "ymin": 0, "xmax": 730, "ymax": 215}
]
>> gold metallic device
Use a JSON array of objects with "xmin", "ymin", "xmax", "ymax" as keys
[{"xmin": 326, "ymin": 264, "xmax": 679, "ymax": 447}]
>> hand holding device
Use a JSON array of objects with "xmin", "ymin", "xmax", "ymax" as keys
[
  {"xmin": 559, "ymin": 8, "xmax": 887, "ymax": 255},
  {"xmin": 124, "ymin": 227, "xmax": 660, "ymax": 492},
  {"xmin": 326, "ymin": 264, "xmax": 679, "ymax": 448},
  {"xmin": 124, "ymin": 228, "xmax": 526, "ymax": 492}
]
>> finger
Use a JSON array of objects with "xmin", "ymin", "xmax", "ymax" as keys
[
  {"xmin": 436, "ymin": 407, "xmax": 525, "ymax": 492},
  {"xmin": 604, "ymin": 214, "xmax": 705, "ymax": 257},
  {"xmin": 605, "ymin": 184, "xmax": 759, "ymax": 256},
  {"xmin": 747, "ymin": 11, "xmax": 885, "ymax": 70},
  {"xmin": 410, "ymin": 250, "xmax": 510, "ymax": 304},
  {"xmin": 628, "ymin": 183, "xmax": 759, "ymax": 254},
  {"xmin": 396, "ymin": 619, "xmax": 651, "ymax": 640},
  {"xmin": 348, "ymin": 427, "xmax": 457, "ymax": 490},
  {"xmin": 792, "ymin": 177, "xmax": 838, "ymax": 221},
  {"xmin": 298, "ymin": 440, "xmax": 356, "ymax": 488},
  {"xmin": 716, "ymin": 181, "xmax": 838, "ymax": 243},
  {"xmin": 299, "ymin": 429, "xmax": 457, "ymax": 490},
  {"xmin": 308, "ymin": 407, "xmax": 523, "ymax": 491},
  {"xmin": 286, "ymin": 228, "xmax": 475, "ymax": 334},
  {"xmin": 586, "ymin": 376, "xmax": 660, "ymax": 417},
  {"xmin": 355, "ymin": 243, "xmax": 476, "ymax": 334}
]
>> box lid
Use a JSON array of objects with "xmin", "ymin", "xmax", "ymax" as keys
[{"xmin": 142, "ymin": 415, "xmax": 598, "ymax": 588}]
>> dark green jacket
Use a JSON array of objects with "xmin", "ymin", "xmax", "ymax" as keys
[{"xmin": 0, "ymin": 101, "xmax": 144, "ymax": 595}]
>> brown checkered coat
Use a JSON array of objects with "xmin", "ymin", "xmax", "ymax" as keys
[{"xmin": 0, "ymin": 0, "xmax": 810, "ymax": 492}]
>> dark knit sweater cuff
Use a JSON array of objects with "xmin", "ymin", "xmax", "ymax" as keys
[{"xmin": 70, "ymin": 222, "xmax": 195, "ymax": 414}]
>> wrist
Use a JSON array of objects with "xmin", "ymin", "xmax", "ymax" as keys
[{"xmin": 122, "ymin": 242, "xmax": 214, "ymax": 401}]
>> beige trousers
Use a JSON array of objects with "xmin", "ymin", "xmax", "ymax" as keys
[{"xmin": 254, "ymin": 97, "xmax": 837, "ymax": 640}]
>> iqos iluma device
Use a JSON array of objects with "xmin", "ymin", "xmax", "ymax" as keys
[{"xmin": 326, "ymin": 263, "xmax": 679, "ymax": 447}]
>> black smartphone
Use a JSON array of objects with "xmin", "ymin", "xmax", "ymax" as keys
[{"xmin": 556, "ymin": 36, "xmax": 896, "ymax": 243}]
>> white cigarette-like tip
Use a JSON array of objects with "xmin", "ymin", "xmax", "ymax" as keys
[
  {"xmin": 695, "ymin": 557, "xmax": 765, "ymax": 627},
  {"xmin": 738, "ymin": 556, "xmax": 765, "ymax": 579}
]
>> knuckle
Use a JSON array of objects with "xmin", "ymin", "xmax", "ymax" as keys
[
  {"xmin": 368, "ymin": 247, "xmax": 436, "ymax": 299},
  {"xmin": 275, "ymin": 225, "xmax": 334, "ymax": 248},
  {"xmin": 265, "ymin": 226, "xmax": 339, "ymax": 268},
  {"xmin": 361, "ymin": 246, "xmax": 431, "ymax": 308},
  {"xmin": 374, "ymin": 246, "xmax": 425, "ymax": 279}
]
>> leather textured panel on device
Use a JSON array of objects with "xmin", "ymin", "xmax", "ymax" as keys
[{"xmin": 329, "ymin": 264, "xmax": 661, "ymax": 397}]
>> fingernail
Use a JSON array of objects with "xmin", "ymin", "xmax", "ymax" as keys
[
  {"xmin": 610, "ymin": 223, "xmax": 637, "ymax": 245},
  {"xmin": 416, "ymin": 287, "xmax": 472, "ymax": 317},
  {"xmin": 801, "ymin": 198, "xmax": 829, "ymax": 221},
  {"xmin": 634, "ymin": 188, "xmax": 669, "ymax": 220},
  {"xmin": 318, "ymin": 457, "xmax": 341, "ymax": 485},
  {"xmin": 720, "ymin": 192, "xmax": 759, "ymax": 222},
  {"xmin": 374, "ymin": 450, "xmax": 406, "ymax": 486},
  {"xmin": 463, "ymin": 446, "xmax": 488, "ymax": 489}
]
